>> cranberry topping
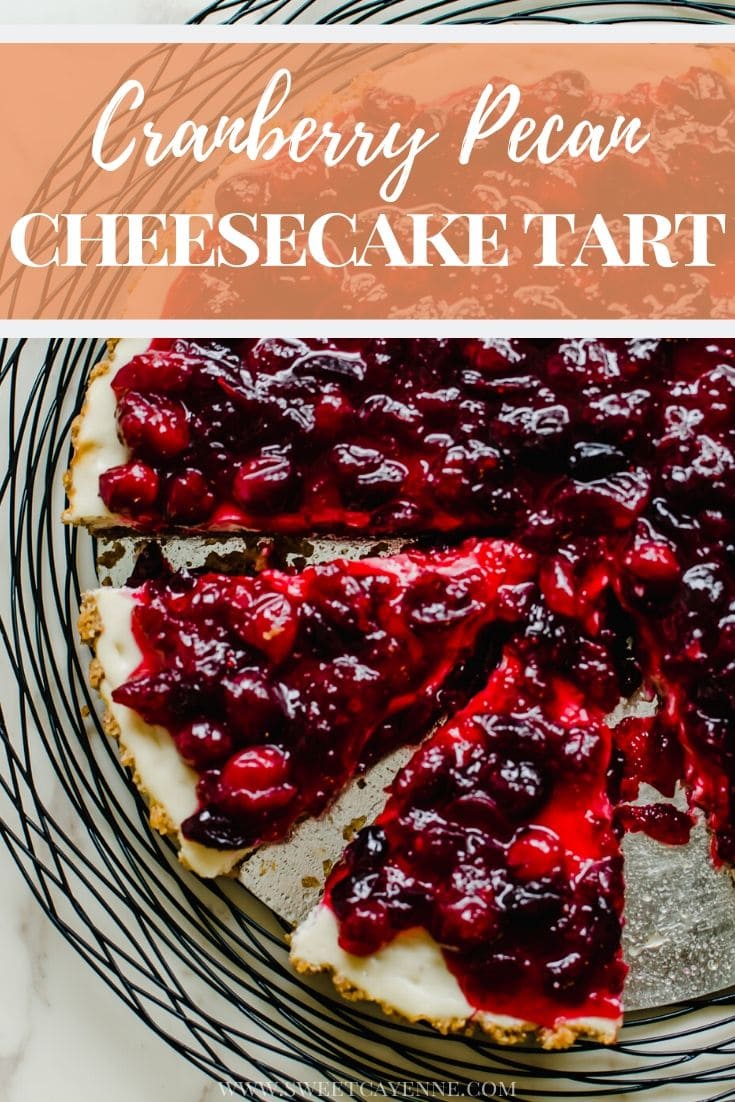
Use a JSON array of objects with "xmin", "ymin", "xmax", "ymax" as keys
[
  {"xmin": 325, "ymin": 649, "xmax": 626, "ymax": 1029},
  {"xmin": 111, "ymin": 539, "xmax": 536, "ymax": 849},
  {"xmin": 615, "ymin": 803, "xmax": 694, "ymax": 847},
  {"xmin": 101, "ymin": 336, "xmax": 665, "ymax": 536},
  {"xmin": 92, "ymin": 329, "xmax": 735, "ymax": 1030},
  {"xmin": 99, "ymin": 460, "xmax": 159, "ymax": 515},
  {"xmin": 610, "ymin": 714, "xmax": 684, "ymax": 805},
  {"xmin": 96, "ymin": 335, "xmax": 735, "ymax": 865}
]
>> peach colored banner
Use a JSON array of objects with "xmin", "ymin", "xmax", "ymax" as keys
[{"xmin": 1, "ymin": 42, "xmax": 735, "ymax": 319}]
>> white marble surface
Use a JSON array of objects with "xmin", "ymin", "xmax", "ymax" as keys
[{"xmin": 0, "ymin": 845, "xmax": 222, "ymax": 1101}]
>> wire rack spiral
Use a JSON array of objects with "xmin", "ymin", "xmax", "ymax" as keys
[
  {"xmin": 190, "ymin": 0, "xmax": 735, "ymax": 25},
  {"xmin": 2, "ymin": 337, "xmax": 735, "ymax": 1100}
]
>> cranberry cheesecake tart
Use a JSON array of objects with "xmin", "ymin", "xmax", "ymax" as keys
[
  {"xmin": 71, "ymin": 333, "xmax": 734, "ymax": 1046},
  {"xmin": 64, "ymin": 335, "xmax": 664, "ymax": 536}
]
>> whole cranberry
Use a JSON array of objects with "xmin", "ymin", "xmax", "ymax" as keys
[
  {"xmin": 224, "ymin": 668, "xmax": 281, "ymax": 742},
  {"xmin": 507, "ymin": 827, "xmax": 564, "ymax": 881},
  {"xmin": 624, "ymin": 541, "xmax": 680, "ymax": 584},
  {"xmin": 232, "ymin": 449, "xmax": 295, "ymax": 511},
  {"xmin": 175, "ymin": 719, "xmax": 234, "ymax": 769},
  {"xmin": 360, "ymin": 394, "xmax": 420, "ymax": 437},
  {"xmin": 248, "ymin": 337, "xmax": 311, "ymax": 373},
  {"xmin": 559, "ymin": 727, "xmax": 604, "ymax": 775},
  {"xmin": 623, "ymin": 540, "xmax": 682, "ymax": 604},
  {"xmin": 312, "ymin": 391, "xmax": 353, "ymax": 438},
  {"xmin": 464, "ymin": 338, "xmax": 527, "ymax": 373},
  {"xmin": 336, "ymin": 900, "xmax": 391, "ymax": 956},
  {"xmin": 100, "ymin": 461, "xmax": 159, "ymax": 513},
  {"xmin": 165, "ymin": 469, "xmax": 215, "ymax": 523},
  {"xmin": 112, "ymin": 670, "xmax": 174, "ymax": 726},
  {"xmin": 118, "ymin": 392, "xmax": 190, "ymax": 458},
  {"xmin": 547, "ymin": 339, "xmax": 621, "ymax": 385},
  {"xmin": 693, "ymin": 364, "xmax": 735, "ymax": 426},
  {"xmin": 220, "ymin": 744, "xmax": 288, "ymax": 789},
  {"xmin": 436, "ymin": 892, "xmax": 500, "ymax": 949},
  {"xmin": 349, "ymin": 826, "xmax": 389, "ymax": 871},
  {"xmin": 218, "ymin": 745, "xmax": 296, "ymax": 815},
  {"xmin": 331, "ymin": 443, "xmax": 407, "ymax": 504},
  {"xmin": 662, "ymin": 435, "xmax": 734, "ymax": 499},
  {"xmin": 484, "ymin": 758, "xmax": 547, "ymax": 819},
  {"xmin": 682, "ymin": 562, "xmax": 728, "ymax": 615},
  {"xmin": 234, "ymin": 590, "xmax": 299, "ymax": 664},
  {"xmin": 112, "ymin": 351, "xmax": 194, "ymax": 397},
  {"xmin": 406, "ymin": 574, "xmax": 477, "ymax": 630}
]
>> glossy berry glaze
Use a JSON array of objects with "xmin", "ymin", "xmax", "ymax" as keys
[
  {"xmin": 325, "ymin": 648, "xmax": 626, "ymax": 1029},
  {"xmin": 101, "ymin": 336, "xmax": 662, "ymax": 535},
  {"xmin": 610, "ymin": 338, "xmax": 735, "ymax": 863},
  {"xmin": 99, "ymin": 336, "xmax": 734, "ymax": 852},
  {"xmin": 111, "ymin": 539, "xmax": 536, "ymax": 849}
]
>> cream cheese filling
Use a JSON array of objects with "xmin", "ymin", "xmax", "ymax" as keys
[
  {"xmin": 290, "ymin": 903, "xmax": 620, "ymax": 1045},
  {"xmin": 64, "ymin": 337, "xmax": 148, "ymax": 526}
]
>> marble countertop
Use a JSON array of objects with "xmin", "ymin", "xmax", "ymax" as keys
[
  {"xmin": 0, "ymin": 0, "xmax": 198, "ymax": 20},
  {"xmin": 0, "ymin": 846, "xmax": 221, "ymax": 1102}
]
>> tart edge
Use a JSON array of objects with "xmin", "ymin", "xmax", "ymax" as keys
[
  {"xmin": 290, "ymin": 905, "xmax": 620, "ymax": 1050},
  {"xmin": 78, "ymin": 590, "xmax": 248, "ymax": 878},
  {"xmin": 63, "ymin": 339, "xmax": 118, "ymax": 527},
  {"xmin": 79, "ymin": 590, "xmax": 177, "ymax": 842},
  {"xmin": 64, "ymin": 338, "xmax": 154, "ymax": 530}
]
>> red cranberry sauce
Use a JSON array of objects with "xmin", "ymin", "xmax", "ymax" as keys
[
  {"xmin": 325, "ymin": 647, "xmax": 626, "ymax": 1028},
  {"xmin": 615, "ymin": 803, "xmax": 694, "ymax": 846},
  {"xmin": 100, "ymin": 337, "xmax": 735, "ymax": 863},
  {"xmin": 111, "ymin": 539, "xmax": 537, "ymax": 849},
  {"xmin": 610, "ymin": 339, "xmax": 735, "ymax": 863},
  {"xmin": 102, "ymin": 336, "xmax": 666, "ymax": 536}
]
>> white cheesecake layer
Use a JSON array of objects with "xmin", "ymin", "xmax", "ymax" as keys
[
  {"xmin": 64, "ymin": 338, "xmax": 149, "ymax": 527},
  {"xmin": 291, "ymin": 904, "xmax": 620, "ymax": 1049},
  {"xmin": 86, "ymin": 587, "xmax": 246, "ymax": 878}
]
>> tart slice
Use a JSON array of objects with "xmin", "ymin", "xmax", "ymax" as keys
[
  {"xmin": 80, "ymin": 538, "xmax": 536, "ymax": 877},
  {"xmin": 291, "ymin": 646, "xmax": 625, "ymax": 1049}
]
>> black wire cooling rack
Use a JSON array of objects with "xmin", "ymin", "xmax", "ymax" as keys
[
  {"xmin": 190, "ymin": 0, "xmax": 735, "ymax": 23},
  {"xmin": 3, "ymin": 337, "xmax": 735, "ymax": 1100}
]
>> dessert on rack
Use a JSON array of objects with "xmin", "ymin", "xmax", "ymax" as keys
[{"xmin": 67, "ymin": 335, "xmax": 734, "ymax": 1047}]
